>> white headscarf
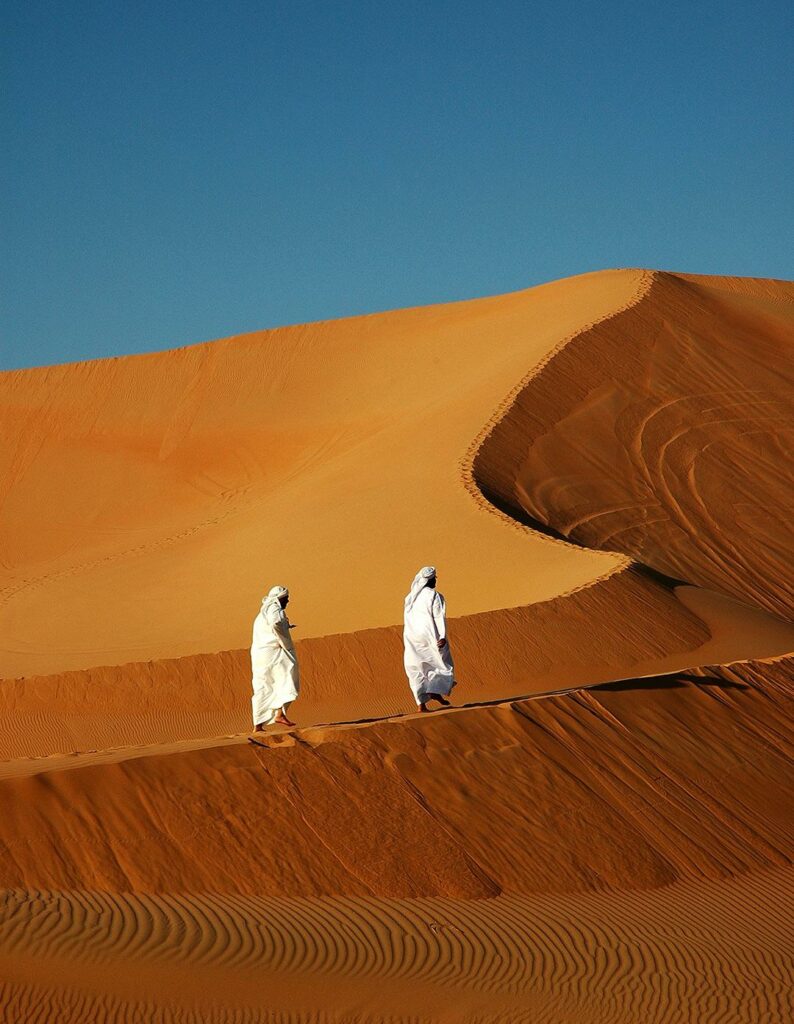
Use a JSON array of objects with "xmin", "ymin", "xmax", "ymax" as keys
[
  {"xmin": 404, "ymin": 566, "xmax": 436, "ymax": 612},
  {"xmin": 262, "ymin": 585, "xmax": 288, "ymax": 616}
]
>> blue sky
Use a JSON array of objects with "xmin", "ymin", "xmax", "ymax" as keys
[{"xmin": 2, "ymin": 0, "xmax": 792, "ymax": 370}]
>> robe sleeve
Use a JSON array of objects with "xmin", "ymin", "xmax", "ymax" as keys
[
  {"xmin": 431, "ymin": 592, "xmax": 447, "ymax": 641},
  {"xmin": 266, "ymin": 604, "xmax": 290, "ymax": 646}
]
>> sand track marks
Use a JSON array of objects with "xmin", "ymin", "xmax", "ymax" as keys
[{"xmin": 470, "ymin": 272, "xmax": 794, "ymax": 619}]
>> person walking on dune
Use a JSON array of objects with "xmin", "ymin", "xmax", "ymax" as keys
[
  {"xmin": 403, "ymin": 566, "xmax": 456, "ymax": 713},
  {"xmin": 250, "ymin": 586, "xmax": 300, "ymax": 729}
]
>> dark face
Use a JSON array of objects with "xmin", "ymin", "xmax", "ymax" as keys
[
  {"xmin": 427, "ymin": 575, "xmax": 437, "ymax": 589},
  {"xmin": 279, "ymin": 595, "xmax": 289, "ymax": 608}
]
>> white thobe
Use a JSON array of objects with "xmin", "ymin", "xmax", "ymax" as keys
[
  {"xmin": 403, "ymin": 587, "xmax": 455, "ymax": 704},
  {"xmin": 250, "ymin": 603, "xmax": 300, "ymax": 726}
]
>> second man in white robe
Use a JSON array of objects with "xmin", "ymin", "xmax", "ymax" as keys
[
  {"xmin": 250, "ymin": 585, "xmax": 300, "ymax": 729},
  {"xmin": 403, "ymin": 566, "xmax": 456, "ymax": 712}
]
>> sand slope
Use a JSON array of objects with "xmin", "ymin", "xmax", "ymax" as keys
[
  {"xmin": 2, "ymin": 270, "xmax": 653, "ymax": 679},
  {"xmin": 1, "ymin": 269, "xmax": 792, "ymax": 1023},
  {"xmin": 0, "ymin": 661, "xmax": 791, "ymax": 1022},
  {"xmin": 1, "ymin": 660, "xmax": 791, "ymax": 895},
  {"xmin": 475, "ymin": 272, "xmax": 794, "ymax": 618}
]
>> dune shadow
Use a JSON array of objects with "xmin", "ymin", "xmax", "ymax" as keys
[
  {"xmin": 290, "ymin": 673, "xmax": 750, "ymax": 739},
  {"xmin": 591, "ymin": 672, "xmax": 747, "ymax": 693},
  {"xmin": 479, "ymin": 486, "xmax": 692, "ymax": 591},
  {"xmin": 479, "ymin": 485, "xmax": 572, "ymax": 542}
]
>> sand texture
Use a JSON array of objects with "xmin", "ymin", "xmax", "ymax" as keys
[
  {"xmin": 474, "ymin": 272, "xmax": 794, "ymax": 618},
  {"xmin": 1, "ymin": 269, "xmax": 792, "ymax": 1021},
  {"xmin": 0, "ymin": 665, "xmax": 792, "ymax": 1022}
]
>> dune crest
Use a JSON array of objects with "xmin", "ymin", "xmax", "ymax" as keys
[{"xmin": 473, "ymin": 271, "xmax": 794, "ymax": 618}]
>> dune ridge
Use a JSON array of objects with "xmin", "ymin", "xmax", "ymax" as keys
[
  {"xmin": 5, "ymin": 568, "xmax": 794, "ymax": 768},
  {"xmin": 461, "ymin": 268, "xmax": 652, "ymax": 546},
  {"xmin": 0, "ymin": 565, "xmax": 720, "ymax": 762},
  {"xmin": 0, "ymin": 659, "xmax": 792, "ymax": 1021},
  {"xmin": 472, "ymin": 271, "xmax": 794, "ymax": 619}
]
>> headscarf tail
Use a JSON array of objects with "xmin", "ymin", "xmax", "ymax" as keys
[{"xmin": 404, "ymin": 566, "xmax": 436, "ymax": 612}]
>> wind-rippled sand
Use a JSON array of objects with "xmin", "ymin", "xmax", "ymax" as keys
[{"xmin": 1, "ymin": 269, "xmax": 792, "ymax": 1021}]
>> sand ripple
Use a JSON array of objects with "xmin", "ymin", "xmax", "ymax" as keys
[{"xmin": 1, "ymin": 867, "xmax": 792, "ymax": 1022}]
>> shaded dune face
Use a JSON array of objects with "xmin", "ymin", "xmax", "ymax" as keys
[
  {"xmin": 473, "ymin": 273, "xmax": 794, "ymax": 619},
  {"xmin": 0, "ymin": 663, "xmax": 791, "ymax": 897}
]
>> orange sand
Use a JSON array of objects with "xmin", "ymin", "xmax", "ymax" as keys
[
  {"xmin": 0, "ymin": 664, "xmax": 792, "ymax": 1021},
  {"xmin": 3, "ymin": 270, "xmax": 649, "ymax": 678},
  {"xmin": 476, "ymin": 272, "xmax": 794, "ymax": 618},
  {"xmin": 1, "ymin": 269, "xmax": 792, "ymax": 1022}
]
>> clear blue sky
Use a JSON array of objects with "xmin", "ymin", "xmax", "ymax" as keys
[{"xmin": 2, "ymin": 1, "xmax": 792, "ymax": 370}]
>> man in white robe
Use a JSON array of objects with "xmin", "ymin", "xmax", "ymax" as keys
[
  {"xmin": 403, "ymin": 566, "xmax": 456, "ymax": 712},
  {"xmin": 250, "ymin": 586, "xmax": 300, "ymax": 729}
]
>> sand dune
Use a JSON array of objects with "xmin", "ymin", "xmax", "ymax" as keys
[
  {"xmin": 3, "ymin": 867, "xmax": 792, "ymax": 1024},
  {"xmin": 474, "ymin": 272, "xmax": 794, "ymax": 618},
  {"xmin": 0, "ymin": 662, "xmax": 791, "ymax": 1021},
  {"xmin": 3, "ymin": 268, "xmax": 791, "ymax": 748},
  {"xmin": 1, "ymin": 269, "xmax": 792, "ymax": 1022}
]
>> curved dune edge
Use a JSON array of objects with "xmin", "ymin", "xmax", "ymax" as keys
[
  {"xmin": 459, "ymin": 268, "xmax": 652, "ymax": 577},
  {"xmin": 471, "ymin": 270, "xmax": 794, "ymax": 620},
  {"xmin": 1, "ymin": 269, "xmax": 649, "ymax": 679}
]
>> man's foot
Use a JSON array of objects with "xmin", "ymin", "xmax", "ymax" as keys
[
  {"xmin": 418, "ymin": 703, "xmax": 429, "ymax": 713},
  {"xmin": 274, "ymin": 713, "xmax": 296, "ymax": 727},
  {"xmin": 429, "ymin": 693, "xmax": 451, "ymax": 707},
  {"xmin": 253, "ymin": 722, "xmax": 267, "ymax": 732}
]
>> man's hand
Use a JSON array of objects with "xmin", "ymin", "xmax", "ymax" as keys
[{"xmin": 437, "ymin": 637, "xmax": 447, "ymax": 649}]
